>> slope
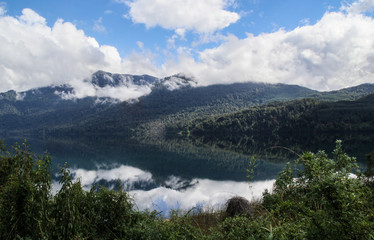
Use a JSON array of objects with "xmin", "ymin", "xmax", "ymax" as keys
[
  {"xmin": 167, "ymin": 93, "xmax": 374, "ymax": 155},
  {"xmin": 1, "ymin": 70, "xmax": 374, "ymax": 139}
]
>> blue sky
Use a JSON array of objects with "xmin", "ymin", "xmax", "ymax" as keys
[
  {"xmin": 4, "ymin": 0, "xmax": 344, "ymax": 57},
  {"xmin": 1, "ymin": 0, "xmax": 374, "ymax": 99}
]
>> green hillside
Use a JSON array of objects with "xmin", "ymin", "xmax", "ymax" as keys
[
  {"xmin": 0, "ymin": 87, "xmax": 111, "ymax": 137},
  {"xmin": 168, "ymin": 93, "xmax": 374, "ymax": 155},
  {"xmin": 18, "ymin": 82, "xmax": 318, "ymax": 137},
  {"xmin": 0, "ymin": 75, "xmax": 373, "ymax": 140},
  {"xmin": 70, "ymin": 82, "xmax": 374, "ymax": 139}
]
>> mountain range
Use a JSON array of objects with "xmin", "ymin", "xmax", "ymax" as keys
[{"xmin": 1, "ymin": 71, "xmax": 374, "ymax": 145}]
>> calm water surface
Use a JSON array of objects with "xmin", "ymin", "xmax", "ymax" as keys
[{"xmin": 4, "ymin": 135, "xmax": 372, "ymax": 215}]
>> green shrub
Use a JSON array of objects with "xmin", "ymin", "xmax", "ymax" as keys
[
  {"xmin": 208, "ymin": 216, "xmax": 273, "ymax": 240},
  {"xmin": 0, "ymin": 141, "xmax": 52, "ymax": 240},
  {"xmin": 263, "ymin": 140, "xmax": 374, "ymax": 239},
  {"xmin": 0, "ymin": 141, "xmax": 143, "ymax": 240},
  {"xmin": 1, "ymin": 140, "xmax": 374, "ymax": 239}
]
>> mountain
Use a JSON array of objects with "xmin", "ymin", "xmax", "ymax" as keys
[
  {"xmin": 0, "ymin": 71, "xmax": 197, "ymax": 135},
  {"xmin": 153, "ymin": 73, "xmax": 197, "ymax": 91},
  {"xmin": 90, "ymin": 71, "xmax": 198, "ymax": 91},
  {"xmin": 0, "ymin": 85, "xmax": 111, "ymax": 137},
  {"xmin": 1, "ymin": 70, "xmax": 374, "ymax": 140},
  {"xmin": 90, "ymin": 70, "xmax": 158, "ymax": 88},
  {"xmin": 168, "ymin": 93, "xmax": 374, "ymax": 155},
  {"xmin": 53, "ymin": 80, "xmax": 321, "ymax": 138},
  {"xmin": 308, "ymin": 83, "xmax": 374, "ymax": 101}
]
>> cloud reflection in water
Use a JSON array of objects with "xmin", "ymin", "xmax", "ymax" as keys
[{"xmin": 53, "ymin": 164, "xmax": 275, "ymax": 216}]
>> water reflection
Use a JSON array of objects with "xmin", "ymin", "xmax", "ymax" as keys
[
  {"xmin": 3, "ymin": 133, "xmax": 372, "ymax": 215},
  {"xmin": 70, "ymin": 165, "xmax": 154, "ymax": 190},
  {"xmin": 131, "ymin": 179, "xmax": 274, "ymax": 216},
  {"xmin": 4, "ymin": 136, "xmax": 287, "ymax": 181},
  {"xmin": 53, "ymin": 164, "xmax": 275, "ymax": 217}
]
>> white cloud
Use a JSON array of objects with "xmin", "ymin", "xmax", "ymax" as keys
[
  {"xmin": 132, "ymin": 178, "xmax": 274, "ymax": 215},
  {"xmin": 175, "ymin": 28, "xmax": 186, "ymax": 39},
  {"xmin": 125, "ymin": 0, "xmax": 240, "ymax": 33},
  {"xmin": 165, "ymin": 11, "xmax": 374, "ymax": 90},
  {"xmin": 19, "ymin": 8, "xmax": 46, "ymax": 24},
  {"xmin": 0, "ymin": 2, "xmax": 6, "ymax": 16},
  {"xmin": 0, "ymin": 8, "xmax": 116, "ymax": 92},
  {"xmin": 2, "ymin": 2, "xmax": 374, "ymax": 97},
  {"xmin": 299, "ymin": 18, "xmax": 310, "ymax": 25},
  {"xmin": 341, "ymin": 0, "xmax": 374, "ymax": 14},
  {"xmin": 160, "ymin": 74, "xmax": 197, "ymax": 90},
  {"xmin": 95, "ymin": 84, "xmax": 152, "ymax": 101},
  {"xmin": 70, "ymin": 165, "xmax": 154, "ymax": 189},
  {"xmin": 136, "ymin": 41, "xmax": 144, "ymax": 49},
  {"xmin": 54, "ymin": 164, "xmax": 275, "ymax": 216},
  {"xmin": 93, "ymin": 17, "xmax": 106, "ymax": 33},
  {"xmin": 0, "ymin": 8, "xmax": 161, "ymax": 100},
  {"xmin": 57, "ymin": 81, "xmax": 153, "ymax": 102}
]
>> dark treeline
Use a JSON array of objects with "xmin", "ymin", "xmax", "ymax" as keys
[{"xmin": 167, "ymin": 94, "xmax": 374, "ymax": 156}]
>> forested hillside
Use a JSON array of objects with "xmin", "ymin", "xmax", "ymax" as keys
[
  {"xmin": 0, "ymin": 86, "xmax": 110, "ymax": 137},
  {"xmin": 72, "ymin": 82, "xmax": 318, "ymax": 137},
  {"xmin": 0, "ymin": 78, "xmax": 319, "ymax": 137},
  {"xmin": 167, "ymin": 94, "xmax": 374, "ymax": 155},
  {"xmin": 1, "ymin": 70, "xmax": 374, "ymax": 140},
  {"xmin": 78, "ymin": 82, "xmax": 374, "ymax": 140}
]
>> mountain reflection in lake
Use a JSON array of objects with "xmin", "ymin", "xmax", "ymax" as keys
[
  {"xmin": 3, "ymin": 134, "xmax": 372, "ymax": 216},
  {"xmin": 52, "ymin": 164, "xmax": 274, "ymax": 217}
]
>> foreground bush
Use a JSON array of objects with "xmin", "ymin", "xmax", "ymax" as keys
[
  {"xmin": 0, "ymin": 140, "xmax": 373, "ymax": 239},
  {"xmin": 262, "ymin": 140, "xmax": 374, "ymax": 239}
]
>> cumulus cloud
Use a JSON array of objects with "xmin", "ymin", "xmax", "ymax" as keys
[
  {"xmin": 0, "ymin": 8, "xmax": 160, "ymax": 100},
  {"xmin": 124, "ymin": 0, "xmax": 240, "ymax": 33},
  {"xmin": 166, "ymin": 10, "xmax": 374, "ymax": 90},
  {"xmin": 3, "ymin": 2, "xmax": 374, "ymax": 97},
  {"xmin": 0, "ymin": 8, "xmax": 114, "ymax": 92},
  {"xmin": 341, "ymin": 0, "xmax": 374, "ymax": 14}
]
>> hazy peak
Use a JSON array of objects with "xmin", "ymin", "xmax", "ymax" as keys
[
  {"xmin": 90, "ymin": 71, "xmax": 159, "ymax": 88},
  {"xmin": 156, "ymin": 73, "xmax": 198, "ymax": 91}
]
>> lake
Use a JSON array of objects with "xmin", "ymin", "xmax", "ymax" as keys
[{"xmin": 3, "ymin": 134, "xmax": 372, "ymax": 216}]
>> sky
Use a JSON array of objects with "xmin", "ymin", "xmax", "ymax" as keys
[{"xmin": 1, "ymin": 0, "xmax": 374, "ymax": 98}]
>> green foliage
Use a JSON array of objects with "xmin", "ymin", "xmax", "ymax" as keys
[
  {"xmin": 1, "ymin": 140, "xmax": 374, "ymax": 239},
  {"xmin": 262, "ymin": 140, "xmax": 374, "ymax": 239},
  {"xmin": 171, "ymin": 94, "xmax": 374, "ymax": 156},
  {"xmin": 0, "ymin": 141, "xmax": 147, "ymax": 239},
  {"xmin": 209, "ymin": 216, "xmax": 273, "ymax": 240},
  {"xmin": 0, "ymin": 140, "xmax": 52, "ymax": 240}
]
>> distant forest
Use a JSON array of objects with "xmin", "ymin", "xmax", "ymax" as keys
[
  {"xmin": 1, "ymin": 74, "xmax": 374, "ymax": 159},
  {"xmin": 166, "ymin": 93, "xmax": 374, "ymax": 155}
]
